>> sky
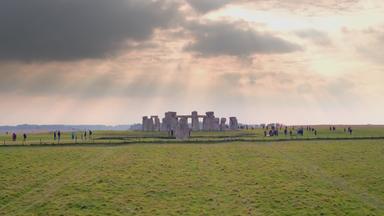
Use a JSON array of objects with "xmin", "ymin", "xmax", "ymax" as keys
[{"xmin": 1, "ymin": 0, "xmax": 384, "ymax": 125}]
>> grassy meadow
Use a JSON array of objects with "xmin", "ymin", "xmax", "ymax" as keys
[
  {"xmin": 1, "ymin": 126, "xmax": 384, "ymax": 215},
  {"xmin": 1, "ymin": 125, "xmax": 384, "ymax": 146}
]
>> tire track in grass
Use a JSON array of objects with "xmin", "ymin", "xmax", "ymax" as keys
[
  {"xmin": 0, "ymin": 151, "xmax": 94, "ymax": 211},
  {"xmin": 0, "ymin": 149, "xmax": 116, "ymax": 215},
  {"xmin": 273, "ymin": 146, "xmax": 384, "ymax": 213}
]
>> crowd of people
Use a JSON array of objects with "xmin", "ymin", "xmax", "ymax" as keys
[
  {"xmin": 260, "ymin": 125, "xmax": 356, "ymax": 137},
  {"xmin": 5, "ymin": 130, "xmax": 93, "ymax": 143},
  {"xmin": 262, "ymin": 125, "xmax": 310, "ymax": 137},
  {"xmin": 10, "ymin": 132, "xmax": 28, "ymax": 142},
  {"xmin": 70, "ymin": 130, "xmax": 93, "ymax": 142},
  {"xmin": 3, "ymin": 125, "xmax": 355, "ymax": 143},
  {"xmin": 329, "ymin": 126, "xmax": 353, "ymax": 135}
]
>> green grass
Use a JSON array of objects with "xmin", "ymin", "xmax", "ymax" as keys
[
  {"xmin": 1, "ymin": 125, "xmax": 384, "ymax": 146},
  {"xmin": 1, "ymin": 140, "xmax": 384, "ymax": 215}
]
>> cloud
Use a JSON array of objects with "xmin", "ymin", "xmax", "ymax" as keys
[
  {"xmin": 241, "ymin": 0, "xmax": 361, "ymax": 15},
  {"xmin": 185, "ymin": 0, "xmax": 231, "ymax": 13},
  {"xmin": 0, "ymin": 62, "xmax": 187, "ymax": 99},
  {"xmin": 185, "ymin": 0, "xmax": 361, "ymax": 14},
  {"xmin": 354, "ymin": 28, "xmax": 384, "ymax": 64},
  {"xmin": 0, "ymin": 0, "xmax": 178, "ymax": 62},
  {"xmin": 296, "ymin": 29, "xmax": 332, "ymax": 46},
  {"xmin": 184, "ymin": 21, "xmax": 302, "ymax": 57}
]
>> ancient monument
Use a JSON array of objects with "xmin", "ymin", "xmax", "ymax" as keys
[
  {"xmin": 142, "ymin": 111, "xmax": 239, "ymax": 139},
  {"xmin": 229, "ymin": 117, "xmax": 239, "ymax": 130}
]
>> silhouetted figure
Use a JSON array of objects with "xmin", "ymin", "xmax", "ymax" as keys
[
  {"xmin": 12, "ymin": 133, "xmax": 16, "ymax": 141},
  {"xmin": 58, "ymin": 131, "xmax": 61, "ymax": 142},
  {"xmin": 71, "ymin": 132, "xmax": 75, "ymax": 140},
  {"xmin": 54, "ymin": 131, "xmax": 57, "ymax": 140},
  {"xmin": 264, "ymin": 130, "xmax": 267, "ymax": 137},
  {"xmin": 23, "ymin": 133, "xmax": 27, "ymax": 143},
  {"xmin": 289, "ymin": 130, "xmax": 293, "ymax": 136},
  {"xmin": 84, "ymin": 131, "xmax": 87, "ymax": 140},
  {"xmin": 297, "ymin": 128, "xmax": 304, "ymax": 136},
  {"xmin": 314, "ymin": 130, "xmax": 317, "ymax": 136},
  {"xmin": 348, "ymin": 127, "xmax": 353, "ymax": 135}
]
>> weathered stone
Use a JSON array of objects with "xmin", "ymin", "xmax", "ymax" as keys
[
  {"xmin": 147, "ymin": 117, "xmax": 154, "ymax": 131},
  {"xmin": 229, "ymin": 117, "xmax": 239, "ymax": 130},
  {"xmin": 191, "ymin": 111, "xmax": 200, "ymax": 131},
  {"xmin": 175, "ymin": 117, "xmax": 190, "ymax": 140},
  {"xmin": 145, "ymin": 111, "xmax": 238, "ymax": 133},
  {"xmin": 162, "ymin": 111, "xmax": 178, "ymax": 136},
  {"xmin": 220, "ymin": 118, "xmax": 227, "ymax": 131},
  {"xmin": 142, "ymin": 116, "xmax": 154, "ymax": 131},
  {"xmin": 152, "ymin": 116, "xmax": 161, "ymax": 131},
  {"xmin": 214, "ymin": 118, "xmax": 220, "ymax": 131},
  {"xmin": 142, "ymin": 116, "xmax": 148, "ymax": 131},
  {"xmin": 206, "ymin": 111, "xmax": 214, "ymax": 118},
  {"xmin": 202, "ymin": 112, "xmax": 219, "ymax": 131}
]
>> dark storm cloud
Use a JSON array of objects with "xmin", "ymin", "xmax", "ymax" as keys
[
  {"xmin": 185, "ymin": 0, "xmax": 231, "ymax": 13},
  {"xmin": 185, "ymin": 21, "xmax": 302, "ymax": 57},
  {"xmin": 0, "ymin": 0, "xmax": 178, "ymax": 61},
  {"xmin": 186, "ymin": 0, "xmax": 361, "ymax": 14}
]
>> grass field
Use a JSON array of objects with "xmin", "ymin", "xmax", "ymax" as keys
[
  {"xmin": 1, "ymin": 140, "xmax": 384, "ymax": 215},
  {"xmin": 1, "ymin": 127, "xmax": 384, "ymax": 215},
  {"xmin": 1, "ymin": 125, "xmax": 384, "ymax": 146}
]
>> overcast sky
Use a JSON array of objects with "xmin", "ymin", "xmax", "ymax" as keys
[{"xmin": 1, "ymin": 0, "xmax": 383, "ymax": 125}]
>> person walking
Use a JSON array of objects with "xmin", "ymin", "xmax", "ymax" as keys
[
  {"xmin": 57, "ymin": 131, "xmax": 61, "ymax": 142},
  {"xmin": 12, "ymin": 133, "xmax": 16, "ymax": 142},
  {"xmin": 23, "ymin": 133, "xmax": 27, "ymax": 144}
]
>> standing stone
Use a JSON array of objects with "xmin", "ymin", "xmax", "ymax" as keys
[
  {"xmin": 152, "ymin": 116, "xmax": 161, "ymax": 131},
  {"xmin": 147, "ymin": 117, "xmax": 154, "ymax": 131},
  {"xmin": 220, "ymin": 118, "xmax": 227, "ymax": 131},
  {"xmin": 142, "ymin": 116, "xmax": 148, "ymax": 131},
  {"xmin": 191, "ymin": 111, "xmax": 200, "ymax": 131},
  {"xmin": 203, "ymin": 112, "xmax": 219, "ymax": 131},
  {"xmin": 213, "ymin": 118, "xmax": 220, "ymax": 131},
  {"xmin": 175, "ymin": 117, "xmax": 190, "ymax": 140},
  {"xmin": 162, "ymin": 111, "xmax": 178, "ymax": 136},
  {"xmin": 229, "ymin": 117, "xmax": 239, "ymax": 130}
]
